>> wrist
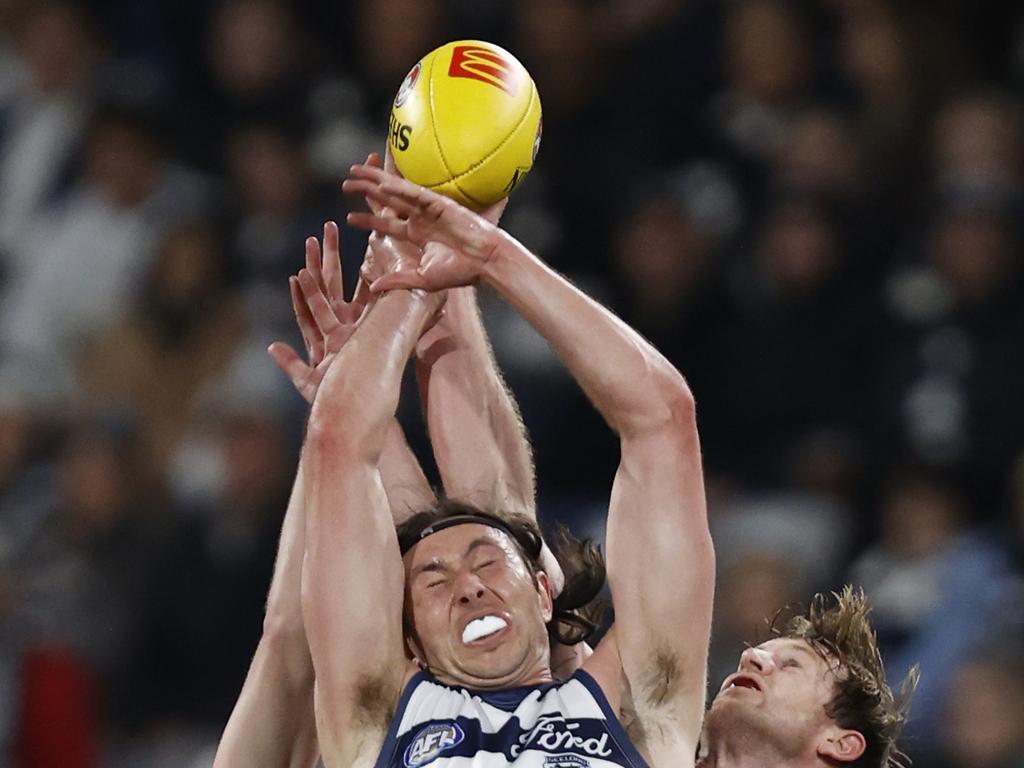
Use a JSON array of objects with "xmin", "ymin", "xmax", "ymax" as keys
[{"xmin": 480, "ymin": 229, "xmax": 530, "ymax": 291}]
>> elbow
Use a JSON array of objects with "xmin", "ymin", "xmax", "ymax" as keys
[{"xmin": 624, "ymin": 363, "xmax": 697, "ymax": 438}]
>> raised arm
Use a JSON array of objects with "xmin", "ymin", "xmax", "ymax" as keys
[
  {"xmin": 215, "ymin": 222, "xmax": 433, "ymax": 768},
  {"xmin": 345, "ymin": 166, "xmax": 713, "ymax": 761},
  {"xmin": 302, "ymin": 276, "xmax": 440, "ymax": 765}
]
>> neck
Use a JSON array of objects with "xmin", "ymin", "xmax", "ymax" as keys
[
  {"xmin": 699, "ymin": 731, "xmax": 818, "ymax": 768},
  {"xmin": 427, "ymin": 646, "xmax": 554, "ymax": 691},
  {"xmin": 431, "ymin": 663, "xmax": 554, "ymax": 691}
]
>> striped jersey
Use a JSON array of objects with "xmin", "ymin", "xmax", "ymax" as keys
[{"xmin": 373, "ymin": 669, "xmax": 649, "ymax": 767}]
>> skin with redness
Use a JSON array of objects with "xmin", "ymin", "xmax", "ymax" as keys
[
  {"xmin": 699, "ymin": 638, "xmax": 866, "ymax": 767},
  {"xmin": 402, "ymin": 523, "xmax": 554, "ymax": 691}
]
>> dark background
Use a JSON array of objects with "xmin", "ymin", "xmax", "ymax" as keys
[{"xmin": 0, "ymin": 0, "xmax": 1023, "ymax": 765}]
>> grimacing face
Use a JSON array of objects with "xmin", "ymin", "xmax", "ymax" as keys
[
  {"xmin": 705, "ymin": 638, "xmax": 860, "ymax": 762},
  {"xmin": 402, "ymin": 523, "xmax": 553, "ymax": 689}
]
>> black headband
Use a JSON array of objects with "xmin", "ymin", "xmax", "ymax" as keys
[{"xmin": 398, "ymin": 513, "xmax": 520, "ymax": 555}]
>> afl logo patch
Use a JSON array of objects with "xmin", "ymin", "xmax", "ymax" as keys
[
  {"xmin": 404, "ymin": 722, "xmax": 465, "ymax": 767},
  {"xmin": 394, "ymin": 61, "xmax": 421, "ymax": 108}
]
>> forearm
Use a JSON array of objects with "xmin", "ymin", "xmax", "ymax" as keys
[
  {"xmin": 301, "ymin": 291, "xmax": 433, "ymax": 759},
  {"xmin": 213, "ymin": 635, "xmax": 318, "ymax": 768},
  {"xmin": 380, "ymin": 418, "xmax": 435, "ymax": 523},
  {"xmin": 215, "ymin": 455, "xmax": 316, "ymax": 767},
  {"xmin": 308, "ymin": 289, "xmax": 436, "ymax": 457},
  {"xmin": 415, "ymin": 286, "xmax": 534, "ymax": 515},
  {"xmin": 482, "ymin": 236, "xmax": 693, "ymax": 438}
]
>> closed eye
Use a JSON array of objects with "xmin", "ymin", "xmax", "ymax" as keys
[
  {"xmin": 781, "ymin": 658, "xmax": 802, "ymax": 669},
  {"xmin": 474, "ymin": 560, "xmax": 497, "ymax": 571}
]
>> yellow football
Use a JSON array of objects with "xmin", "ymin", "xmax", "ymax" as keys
[{"xmin": 388, "ymin": 40, "xmax": 542, "ymax": 209}]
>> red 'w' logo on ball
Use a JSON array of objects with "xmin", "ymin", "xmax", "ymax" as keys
[{"xmin": 448, "ymin": 45, "xmax": 521, "ymax": 96}]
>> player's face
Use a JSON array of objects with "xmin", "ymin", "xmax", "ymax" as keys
[
  {"xmin": 705, "ymin": 638, "xmax": 840, "ymax": 759},
  {"xmin": 403, "ymin": 524, "xmax": 553, "ymax": 688}
]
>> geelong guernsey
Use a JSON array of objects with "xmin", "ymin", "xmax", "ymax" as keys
[{"xmin": 374, "ymin": 669, "xmax": 649, "ymax": 767}]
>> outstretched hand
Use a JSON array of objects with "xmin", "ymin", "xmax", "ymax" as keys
[
  {"xmin": 343, "ymin": 164, "xmax": 507, "ymax": 293},
  {"xmin": 268, "ymin": 221, "xmax": 372, "ymax": 404}
]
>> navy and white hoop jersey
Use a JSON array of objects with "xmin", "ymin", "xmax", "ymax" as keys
[{"xmin": 374, "ymin": 669, "xmax": 649, "ymax": 767}]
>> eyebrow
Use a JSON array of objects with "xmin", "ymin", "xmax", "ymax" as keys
[{"xmin": 410, "ymin": 537, "xmax": 504, "ymax": 579}]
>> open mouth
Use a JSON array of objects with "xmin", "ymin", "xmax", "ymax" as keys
[
  {"xmin": 461, "ymin": 614, "xmax": 508, "ymax": 645},
  {"xmin": 727, "ymin": 675, "xmax": 762, "ymax": 692}
]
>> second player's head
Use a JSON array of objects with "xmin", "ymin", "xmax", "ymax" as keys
[
  {"xmin": 397, "ymin": 501, "xmax": 558, "ymax": 689},
  {"xmin": 702, "ymin": 587, "xmax": 917, "ymax": 767}
]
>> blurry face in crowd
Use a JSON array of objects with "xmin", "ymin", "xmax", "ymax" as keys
[
  {"xmin": 778, "ymin": 110, "xmax": 858, "ymax": 195},
  {"xmin": 760, "ymin": 203, "xmax": 838, "ymax": 297},
  {"xmin": 705, "ymin": 638, "xmax": 864, "ymax": 762},
  {"xmin": 150, "ymin": 226, "xmax": 224, "ymax": 309},
  {"xmin": 210, "ymin": 0, "xmax": 298, "ymax": 96},
  {"xmin": 18, "ymin": 3, "xmax": 95, "ymax": 93},
  {"xmin": 228, "ymin": 126, "xmax": 308, "ymax": 214},
  {"xmin": 402, "ymin": 523, "xmax": 553, "ymax": 690},
  {"xmin": 932, "ymin": 95, "xmax": 1021, "ymax": 183},
  {"xmin": 85, "ymin": 119, "xmax": 161, "ymax": 207},
  {"xmin": 61, "ymin": 434, "xmax": 132, "ymax": 534},
  {"xmin": 880, "ymin": 477, "xmax": 960, "ymax": 558},
  {"xmin": 930, "ymin": 211, "xmax": 1016, "ymax": 306},
  {"xmin": 356, "ymin": 0, "xmax": 441, "ymax": 85},
  {"xmin": 725, "ymin": 0, "xmax": 809, "ymax": 103},
  {"xmin": 838, "ymin": 2, "xmax": 909, "ymax": 100},
  {"xmin": 943, "ymin": 659, "xmax": 1024, "ymax": 768},
  {"xmin": 616, "ymin": 200, "xmax": 710, "ymax": 313},
  {"xmin": 718, "ymin": 555, "xmax": 801, "ymax": 643}
]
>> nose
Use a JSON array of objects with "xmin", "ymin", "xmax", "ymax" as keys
[
  {"xmin": 739, "ymin": 646, "xmax": 774, "ymax": 675},
  {"xmin": 454, "ymin": 571, "xmax": 486, "ymax": 605}
]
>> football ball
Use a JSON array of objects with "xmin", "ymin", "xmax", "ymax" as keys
[{"xmin": 389, "ymin": 40, "xmax": 542, "ymax": 209}]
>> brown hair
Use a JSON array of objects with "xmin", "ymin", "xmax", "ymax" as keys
[
  {"xmin": 772, "ymin": 586, "xmax": 919, "ymax": 768},
  {"xmin": 395, "ymin": 498, "xmax": 607, "ymax": 646}
]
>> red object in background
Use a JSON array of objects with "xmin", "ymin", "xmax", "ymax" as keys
[{"xmin": 13, "ymin": 645, "xmax": 98, "ymax": 768}]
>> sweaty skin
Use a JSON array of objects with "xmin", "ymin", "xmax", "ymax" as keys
[{"xmin": 316, "ymin": 165, "xmax": 714, "ymax": 766}]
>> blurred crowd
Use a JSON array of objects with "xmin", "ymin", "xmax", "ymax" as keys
[{"xmin": 1, "ymin": 0, "xmax": 1023, "ymax": 766}]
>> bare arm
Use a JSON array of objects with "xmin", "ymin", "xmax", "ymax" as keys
[
  {"xmin": 213, "ymin": 450, "xmax": 319, "ymax": 768},
  {"xmin": 346, "ymin": 167, "xmax": 713, "ymax": 759},
  {"xmin": 415, "ymin": 285, "xmax": 535, "ymax": 514},
  {"xmin": 215, "ymin": 221, "xmax": 434, "ymax": 767},
  {"xmin": 302, "ymin": 285, "xmax": 439, "ymax": 766}
]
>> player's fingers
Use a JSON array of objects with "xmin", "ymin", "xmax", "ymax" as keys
[
  {"xmin": 369, "ymin": 270, "xmax": 429, "ymax": 293},
  {"xmin": 322, "ymin": 221, "xmax": 344, "ymax": 301},
  {"xmin": 480, "ymin": 197, "xmax": 509, "ymax": 226},
  {"xmin": 304, "ymin": 236, "xmax": 330, "ymax": 299},
  {"xmin": 298, "ymin": 268, "xmax": 343, "ymax": 338},
  {"xmin": 346, "ymin": 211, "xmax": 409, "ymax": 240},
  {"xmin": 343, "ymin": 180, "xmax": 419, "ymax": 219},
  {"xmin": 289, "ymin": 275, "xmax": 320, "ymax": 361},
  {"xmin": 351, "ymin": 274, "xmax": 372, "ymax": 310},
  {"xmin": 267, "ymin": 342, "xmax": 313, "ymax": 403}
]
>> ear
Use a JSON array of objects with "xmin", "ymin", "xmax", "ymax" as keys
[
  {"xmin": 406, "ymin": 634, "xmax": 426, "ymax": 668},
  {"xmin": 817, "ymin": 728, "xmax": 866, "ymax": 763},
  {"xmin": 536, "ymin": 570, "xmax": 554, "ymax": 623}
]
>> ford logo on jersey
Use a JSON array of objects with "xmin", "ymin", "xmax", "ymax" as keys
[{"xmin": 404, "ymin": 722, "xmax": 466, "ymax": 767}]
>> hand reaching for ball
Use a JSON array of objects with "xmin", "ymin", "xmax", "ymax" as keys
[
  {"xmin": 344, "ymin": 164, "xmax": 509, "ymax": 293},
  {"xmin": 268, "ymin": 221, "xmax": 372, "ymax": 404}
]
